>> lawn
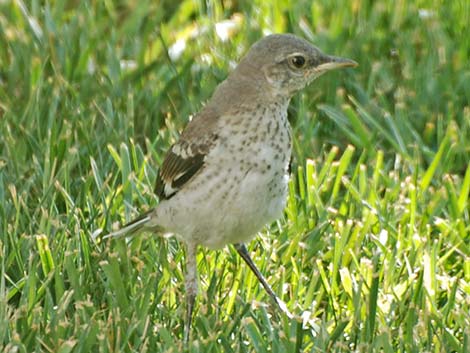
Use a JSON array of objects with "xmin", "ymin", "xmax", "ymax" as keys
[{"xmin": 1, "ymin": 0, "xmax": 470, "ymax": 352}]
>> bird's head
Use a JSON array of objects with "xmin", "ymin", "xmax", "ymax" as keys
[{"xmin": 235, "ymin": 33, "xmax": 358, "ymax": 98}]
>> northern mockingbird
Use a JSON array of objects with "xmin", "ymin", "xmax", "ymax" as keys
[{"xmin": 105, "ymin": 33, "xmax": 357, "ymax": 341}]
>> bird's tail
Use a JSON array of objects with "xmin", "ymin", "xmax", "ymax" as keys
[{"xmin": 103, "ymin": 210, "xmax": 154, "ymax": 239}]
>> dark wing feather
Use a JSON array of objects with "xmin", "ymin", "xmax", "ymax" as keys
[
  {"xmin": 154, "ymin": 148, "xmax": 205, "ymax": 200},
  {"xmin": 154, "ymin": 107, "xmax": 221, "ymax": 200}
]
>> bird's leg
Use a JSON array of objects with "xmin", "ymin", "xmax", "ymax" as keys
[
  {"xmin": 234, "ymin": 243, "xmax": 293, "ymax": 319},
  {"xmin": 184, "ymin": 242, "xmax": 198, "ymax": 344}
]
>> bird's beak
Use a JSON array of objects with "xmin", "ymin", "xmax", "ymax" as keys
[{"xmin": 315, "ymin": 55, "xmax": 358, "ymax": 72}]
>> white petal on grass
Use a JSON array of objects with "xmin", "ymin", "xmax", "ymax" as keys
[
  {"xmin": 418, "ymin": 9, "xmax": 435, "ymax": 19},
  {"xmin": 91, "ymin": 228, "xmax": 103, "ymax": 241},
  {"xmin": 169, "ymin": 39, "xmax": 187, "ymax": 60},
  {"xmin": 215, "ymin": 14, "xmax": 242, "ymax": 41},
  {"xmin": 378, "ymin": 229, "xmax": 388, "ymax": 246},
  {"xmin": 120, "ymin": 60, "xmax": 137, "ymax": 70}
]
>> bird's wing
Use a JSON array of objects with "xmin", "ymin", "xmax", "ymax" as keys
[{"xmin": 155, "ymin": 110, "xmax": 220, "ymax": 200}]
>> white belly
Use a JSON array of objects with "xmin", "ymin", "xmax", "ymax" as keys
[
  {"xmin": 155, "ymin": 145, "xmax": 290, "ymax": 249},
  {"xmin": 155, "ymin": 105, "xmax": 292, "ymax": 249}
]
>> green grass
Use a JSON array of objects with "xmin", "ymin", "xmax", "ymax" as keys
[{"xmin": 1, "ymin": 0, "xmax": 470, "ymax": 352}]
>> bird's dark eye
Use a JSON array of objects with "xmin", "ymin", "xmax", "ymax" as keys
[{"xmin": 288, "ymin": 55, "xmax": 307, "ymax": 69}]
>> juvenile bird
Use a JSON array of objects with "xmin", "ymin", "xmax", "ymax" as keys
[{"xmin": 105, "ymin": 33, "xmax": 357, "ymax": 341}]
